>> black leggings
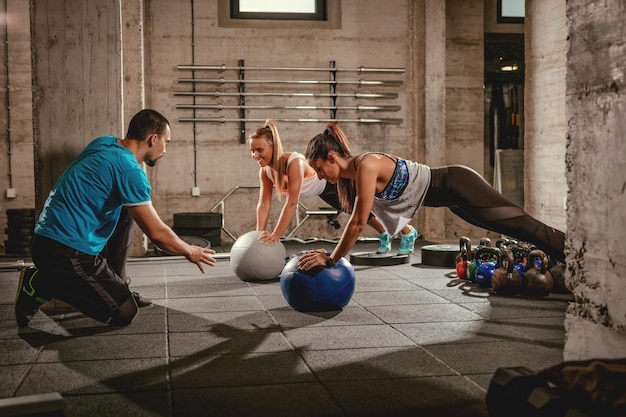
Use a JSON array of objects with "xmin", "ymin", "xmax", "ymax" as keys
[
  {"xmin": 423, "ymin": 165, "xmax": 565, "ymax": 261},
  {"xmin": 31, "ymin": 207, "xmax": 138, "ymax": 326}
]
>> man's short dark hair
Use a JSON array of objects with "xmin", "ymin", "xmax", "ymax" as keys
[{"xmin": 126, "ymin": 109, "xmax": 169, "ymax": 141}]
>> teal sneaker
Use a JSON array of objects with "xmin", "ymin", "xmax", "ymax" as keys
[
  {"xmin": 377, "ymin": 232, "xmax": 391, "ymax": 254},
  {"xmin": 15, "ymin": 266, "xmax": 47, "ymax": 328},
  {"xmin": 397, "ymin": 226, "xmax": 418, "ymax": 255}
]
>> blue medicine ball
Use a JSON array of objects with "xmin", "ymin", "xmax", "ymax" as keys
[{"xmin": 280, "ymin": 253, "xmax": 356, "ymax": 312}]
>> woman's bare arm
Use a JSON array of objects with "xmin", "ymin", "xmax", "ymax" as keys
[
  {"xmin": 298, "ymin": 154, "xmax": 383, "ymax": 269},
  {"xmin": 256, "ymin": 168, "xmax": 274, "ymax": 231},
  {"xmin": 268, "ymin": 157, "xmax": 306, "ymax": 241}
]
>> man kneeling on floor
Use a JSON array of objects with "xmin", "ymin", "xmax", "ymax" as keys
[{"xmin": 15, "ymin": 109, "xmax": 215, "ymax": 328}]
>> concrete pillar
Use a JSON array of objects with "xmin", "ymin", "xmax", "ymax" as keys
[
  {"xmin": 30, "ymin": 0, "xmax": 149, "ymax": 256},
  {"xmin": 564, "ymin": 0, "xmax": 626, "ymax": 360},
  {"xmin": 422, "ymin": 0, "xmax": 446, "ymax": 240},
  {"xmin": 120, "ymin": 0, "xmax": 148, "ymax": 256},
  {"xmin": 0, "ymin": 0, "xmax": 35, "ymax": 217},
  {"xmin": 421, "ymin": 0, "xmax": 485, "ymax": 241},
  {"xmin": 524, "ymin": 0, "xmax": 567, "ymax": 231},
  {"xmin": 443, "ymin": 0, "xmax": 485, "ymax": 239},
  {"xmin": 120, "ymin": 0, "xmax": 145, "ymax": 130}
]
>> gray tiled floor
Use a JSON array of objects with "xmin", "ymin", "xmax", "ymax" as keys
[{"xmin": 0, "ymin": 239, "xmax": 572, "ymax": 417}]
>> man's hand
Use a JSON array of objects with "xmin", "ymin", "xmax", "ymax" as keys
[{"xmin": 185, "ymin": 245, "xmax": 216, "ymax": 273}]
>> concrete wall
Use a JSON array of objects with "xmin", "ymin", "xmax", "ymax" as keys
[
  {"xmin": 144, "ymin": 0, "xmax": 490, "ymax": 242},
  {"xmin": 563, "ymin": 0, "xmax": 626, "ymax": 360},
  {"xmin": 144, "ymin": 0, "xmax": 420, "ymax": 240},
  {"xmin": 1, "ymin": 0, "xmax": 561, "ymax": 249}
]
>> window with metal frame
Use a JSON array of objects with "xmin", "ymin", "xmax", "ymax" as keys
[
  {"xmin": 497, "ymin": 0, "xmax": 524, "ymax": 24},
  {"xmin": 231, "ymin": 0, "xmax": 327, "ymax": 21}
]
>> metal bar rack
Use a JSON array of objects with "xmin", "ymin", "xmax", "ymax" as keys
[
  {"xmin": 209, "ymin": 185, "xmax": 342, "ymax": 241},
  {"xmin": 175, "ymin": 60, "xmax": 405, "ymax": 143}
]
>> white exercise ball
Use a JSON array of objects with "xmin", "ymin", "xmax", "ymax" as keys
[{"xmin": 230, "ymin": 231, "xmax": 287, "ymax": 281}]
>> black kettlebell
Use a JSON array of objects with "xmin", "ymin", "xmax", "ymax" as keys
[
  {"xmin": 494, "ymin": 238, "xmax": 516, "ymax": 250},
  {"xmin": 491, "ymin": 248, "xmax": 521, "ymax": 296},
  {"xmin": 550, "ymin": 262, "xmax": 569, "ymax": 293},
  {"xmin": 523, "ymin": 249, "xmax": 553, "ymax": 296}
]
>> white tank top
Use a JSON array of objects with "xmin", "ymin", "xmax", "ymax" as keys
[{"xmin": 265, "ymin": 152, "xmax": 327, "ymax": 198}]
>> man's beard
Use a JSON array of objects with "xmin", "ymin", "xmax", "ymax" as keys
[{"xmin": 145, "ymin": 155, "xmax": 161, "ymax": 167}]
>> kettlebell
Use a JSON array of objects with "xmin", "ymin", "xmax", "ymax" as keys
[
  {"xmin": 455, "ymin": 236, "xmax": 472, "ymax": 280},
  {"xmin": 550, "ymin": 262, "xmax": 569, "ymax": 294},
  {"xmin": 491, "ymin": 248, "xmax": 522, "ymax": 296},
  {"xmin": 469, "ymin": 237, "xmax": 492, "ymax": 282},
  {"xmin": 495, "ymin": 238, "xmax": 509, "ymax": 249},
  {"xmin": 496, "ymin": 238, "xmax": 517, "ymax": 250},
  {"xmin": 523, "ymin": 249, "xmax": 553, "ymax": 296},
  {"xmin": 510, "ymin": 244, "xmax": 528, "ymax": 279},
  {"xmin": 475, "ymin": 247, "xmax": 501, "ymax": 288}
]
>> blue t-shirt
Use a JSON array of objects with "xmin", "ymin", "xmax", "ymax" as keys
[{"xmin": 35, "ymin": 135, "xmax": 152, "ymax": 255}]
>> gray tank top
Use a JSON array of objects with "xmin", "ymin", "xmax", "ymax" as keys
[{"xmin": 367, "ymin": 157, "xmax": 431, "ymax": 235}]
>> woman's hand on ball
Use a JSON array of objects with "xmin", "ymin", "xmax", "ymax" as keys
[
  {"xmin": 297, "ymin": 250, "xmax": 326, "ymax": 270},
  {"xmin": 259, "ymin": 231, "xmax": 280, "ymax": 245}
]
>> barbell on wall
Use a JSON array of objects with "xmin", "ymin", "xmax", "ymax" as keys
[
  {"xmin": 178, "ymin": 117, "xmax": 403, "ymax": 124},
  {"xmin": 178, "ymin": 78, "xmax": 403, "ymax": 86},
  {"xmin": 177, "ymin": 64, "xmax": 405, "ymax": 74},
  {"xmin": 174, "ymin": 91, "xmax": 400, "ymax": 99},
  {"xmin": 176, "ymin": 104, "xmax": 401, "ymax": 112}
]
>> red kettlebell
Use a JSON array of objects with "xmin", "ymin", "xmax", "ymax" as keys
[
  {"xmin": 455, "ymin": 236, "xmax": 472, "ymax": 280},
  {"xmin": 491, "ymin": 248, "xmax": 522, "ymax": 296},
  {"xmin": 523, "ymin": 249, "xmax": 554, "ymax": 296}
]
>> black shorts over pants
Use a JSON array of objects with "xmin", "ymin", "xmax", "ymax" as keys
[{"xmin": 31, "ymin": 208, "xmax": 138, "ymax": 326}]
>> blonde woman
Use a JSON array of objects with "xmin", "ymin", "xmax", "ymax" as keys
[{"xmin": 248, "ymin": 120, "xmax": 417, "ymax": 253}]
